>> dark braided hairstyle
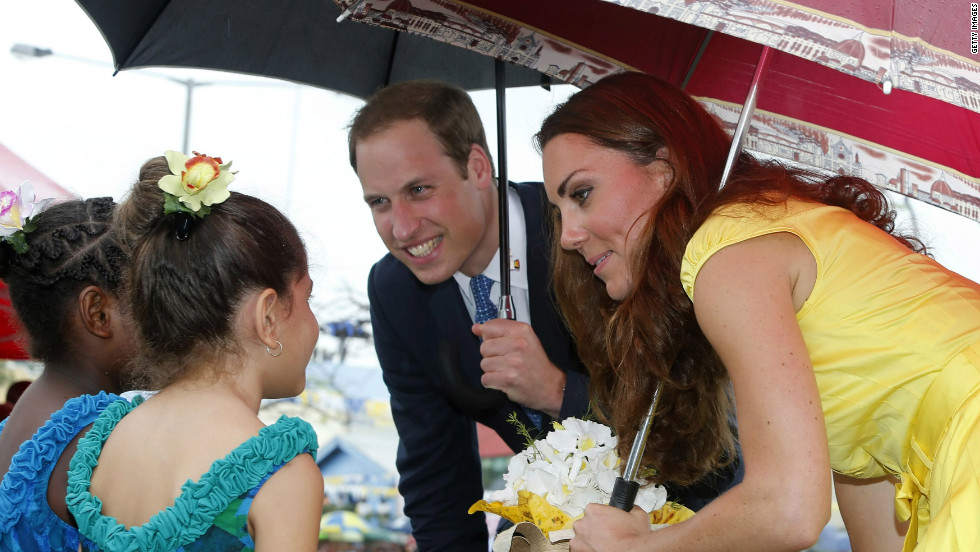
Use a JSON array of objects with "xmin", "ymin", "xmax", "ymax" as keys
[
  {"xmin": 0, "ymin": 197, "xmax": 127, "ymax": 362},
  {"xmin": 115, "ymin": 156, "xmax": 307, "ymax": 390}
]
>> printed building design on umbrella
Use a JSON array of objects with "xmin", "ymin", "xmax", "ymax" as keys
[
  {"xmin": 704, "ymin": 103, "xmax": 980, "ymax": 223},
  {"xmin": 614, "ymin": 0, "xmax": 980, "ymax": 111},
  {"xmin": 350, "ymin": 0, "xmax": 622, "ymax": 87},
  {"xmin": 926, "ymin": 178, "xmax": 980, "ymax": 221},
  {"xmin": 337, "ymin": 0, "xmax": 979, "ymax": 219}
]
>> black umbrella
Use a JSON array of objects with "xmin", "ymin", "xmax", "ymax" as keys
[
  {"xmin": 74, "ymin": 0, "xmax": 534, "ymax": 413},
  {"xmin": 74, "ymin": 0, "xmax": 550, "ymax": 97}
]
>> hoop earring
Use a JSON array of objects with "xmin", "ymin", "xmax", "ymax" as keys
[{"xmin": 266, "ymin": 340, "xmax": 284, "ymax": 357}]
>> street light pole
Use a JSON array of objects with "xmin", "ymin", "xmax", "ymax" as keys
[
  {"xmin": 182, "ymin": 79, "xmax": 195, "ymax": 153},
  {"xmin": 10, "ymin": 42, "xmax": 303, "ymax": 210},
  {"xmin": 11, "ymin": 42, "xmax": 204, "ymax": 152}
]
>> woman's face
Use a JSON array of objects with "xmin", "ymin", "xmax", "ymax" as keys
[{"xmin": 543, "ymin": 133, "xmax": 671, "ymax": 300}]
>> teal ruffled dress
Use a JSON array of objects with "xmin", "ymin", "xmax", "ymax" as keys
[
  {"xmin": 66, "ymin": 397, "xmax": 318, "ymax": 551},
  {"xmin": 0, "ymin": 392, "xmax": 124, "ymax": 552}
]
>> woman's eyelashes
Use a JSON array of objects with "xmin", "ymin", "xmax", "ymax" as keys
[{"xmin": 569, "ymin": 186, "xmax": 592, "ymax": 206}]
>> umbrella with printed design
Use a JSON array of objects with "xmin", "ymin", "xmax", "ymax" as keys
[{"xmin": 334, "ymin": 0, "xmax": 980, "ymax": 222}]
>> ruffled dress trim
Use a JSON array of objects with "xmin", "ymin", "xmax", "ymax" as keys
[
  {"xmin": 0, "ymin": 391, "xmax": 123, "ymax": 533},
  {"xmin": 66, "ymin": 397, "xmax": 318, "ymax": 551}
]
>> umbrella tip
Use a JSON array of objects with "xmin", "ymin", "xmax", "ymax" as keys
[
  {"xmin": 881, "ymin": 74, "xmax": 893, "ymax": 95},
  {"xmin": 337, "ymin": 0, "xmax": 367, "ymax": 22}
]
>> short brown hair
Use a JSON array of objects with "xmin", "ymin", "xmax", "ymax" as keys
[{"xmin": 347, "ymin": 80, "xmax": 495, "ymax": 180}]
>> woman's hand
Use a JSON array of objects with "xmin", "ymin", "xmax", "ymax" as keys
[{"xmin": 569, "ymin": 504, "xmax": 652, "ymax": 552}]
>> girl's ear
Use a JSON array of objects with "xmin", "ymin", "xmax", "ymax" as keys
[
  {"xmin": 252, "ymin": 288, "xmax": 281, "ymax": 350},
  {"xmin": 78, "ymin": 285, "xmax": 113, "ymax": 338}
]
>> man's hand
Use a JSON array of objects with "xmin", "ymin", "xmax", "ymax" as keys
[{"xmin": 472, "ymin": 318, "xmax": 566, "ymax": 417}]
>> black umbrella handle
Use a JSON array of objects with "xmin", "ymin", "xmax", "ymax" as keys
[{"xmin": 609, "ymin": 478, "xmax": 641, "ymax": 511}]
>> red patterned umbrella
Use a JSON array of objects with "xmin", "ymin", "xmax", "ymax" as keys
[
  {"xmin": 335, "ymin": 0, "xmax": 980, "ymax": 223},
  {"xmin": 333, "ymin": 0, "xmax": 980, "ymax": 509}
]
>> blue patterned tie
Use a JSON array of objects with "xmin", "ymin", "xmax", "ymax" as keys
[
  {"xmin": 470, "ymin": 274, "xmax": 497, "ymax": 324},
  {"xmin": 470, "ymin": 274, "xmax": 544, "ymax": 429}
]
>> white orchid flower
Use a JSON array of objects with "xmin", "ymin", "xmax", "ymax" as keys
[{"xmin": 0, "ymin": 181, "xmax": 54, "ymax": 238}]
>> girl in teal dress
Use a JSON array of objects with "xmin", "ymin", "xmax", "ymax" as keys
[
  {"xmin": 66, "ymin": 152, "xmax": 324, "ymax": 551},
  {"xmin": 0, "ymin": 195, "xmax": 134, "ymax": 551}
]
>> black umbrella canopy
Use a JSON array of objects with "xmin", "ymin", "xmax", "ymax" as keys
[{"xmin": 74, "ymin": 0, "xmax": 551, "ymax": 99}]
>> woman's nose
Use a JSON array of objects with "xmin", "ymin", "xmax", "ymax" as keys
[{"xmin": 560, "ymin": 222, "xmax": 587, "ymax": 251}]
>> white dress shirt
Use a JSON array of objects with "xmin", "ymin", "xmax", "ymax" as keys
[{"xmin": 454, "ymin": 186, "xmax": 531, "ymax": 324}]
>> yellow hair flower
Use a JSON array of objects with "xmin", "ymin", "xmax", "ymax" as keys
[{"xmin": 158, "ymin": 150, "xmax": 234, "ymax": 215}]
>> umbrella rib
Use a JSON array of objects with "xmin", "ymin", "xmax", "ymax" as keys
[
  {"xmin": 681, "ymin": 30, "xmax": 713, "ymax": 91},
  {"xmin": 383, "ymin": 32, "xmax": 400, "ymax": 89},
  {"xmin": 719, "ymin": 47, "xmax": 773, "ymax": 189}
]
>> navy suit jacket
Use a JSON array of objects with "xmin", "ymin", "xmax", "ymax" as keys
[{"xmin": 367, "ymin": 182, "xmax": 589, "ymax": 551}]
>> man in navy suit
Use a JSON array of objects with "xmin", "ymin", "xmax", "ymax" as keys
[
  {"xmin": 348, "ymin": 80, "xmax": 589, "ymax": 550},
  {"xmin": 348, "ymin": 81, "xmax": 741, "ymax": 551}
]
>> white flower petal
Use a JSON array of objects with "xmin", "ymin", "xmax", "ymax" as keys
[
  {"xmin": 180, "ymin": 194, "xmax": 203, "ymax": 212},
  {"xmin": 164, "ymin": 150, "xmax": 189, "ymax": 176},
  {"xmin": 17, "ymin": 181, "xmax": 36, "ymax": 204},
  {"xmin": 525, "ymin": 470, "xmax": 559, "ymax": 497},
  {"xmin": 545, "ymin": 428, "xmax": 579, "ymax": 454},
  {"xmin": 635, "ymin": 484, "xmax": 668, "ymax": 513},
  {"xmin": 200, "ymin": 185, "xmax": 231, "ymax": 207},
  {"xmin": 159, "ymin": 175, "xmax": 184, "ymax": 196},
  {"xmin": 27, "ymin": 197, "xmax": 55, "ymax": 219},
  {"xmin": 489, "ymin": 486, "xmax": 517, "ymax": 504}
]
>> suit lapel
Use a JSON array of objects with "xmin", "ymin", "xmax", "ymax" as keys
[
  {"xmin": 514, "ymin": 182, "xmax": 563, "ymax": 356},
  {"xmin": 431, "ymin": 281, "xmax": 483, "ymax": 382}
]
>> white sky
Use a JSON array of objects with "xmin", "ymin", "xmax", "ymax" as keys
[{"xmin": 1, "ymin": 1, "xmax": 977, "ymax": 370}]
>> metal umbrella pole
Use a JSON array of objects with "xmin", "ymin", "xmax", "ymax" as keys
[
  {"xmin": 609, "ymin": 382, "xmax": 663, "ymax": 510},
  {"xmin": 609, "ymin": 48, "xmax": 772, "ymax": 511},
  {"xmin": 495, "ymin": 58, "xmax": 515, "ymax": 321}
]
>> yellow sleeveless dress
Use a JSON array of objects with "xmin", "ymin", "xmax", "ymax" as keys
[{"xmin": 680, "ymin": 198, "xmax": 980, "ymax": 551}]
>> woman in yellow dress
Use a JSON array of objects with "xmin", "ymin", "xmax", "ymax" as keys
[{"xmin": 538, "ymin": 72, "xmax": 979, "ymax": 552}]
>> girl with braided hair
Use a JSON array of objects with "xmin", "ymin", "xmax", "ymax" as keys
[
  {"xmin": 539, "ymin": 73, "xmax": 979, "ymax": 552},
  {"xmin": 0, "ymin": 195, "xmax": 135, "ymax": 551},
  {"xmin": 65, "ymin": 153, "xmax": 323, "ymax": 551}
]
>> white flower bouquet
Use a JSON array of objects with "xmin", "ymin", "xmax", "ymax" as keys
[{"xmin": 469, "ymin": 417, "xmax": 693, "ymax": 548}]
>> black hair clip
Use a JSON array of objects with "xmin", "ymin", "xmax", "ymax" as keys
[{"xmin": 174, "ymin": 212, "xmax": 194, "ymax": 241}]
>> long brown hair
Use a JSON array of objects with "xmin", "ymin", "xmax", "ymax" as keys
[{"xmin": 535, "ymin": 72, "xmax": 924, "ymax": 485}]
